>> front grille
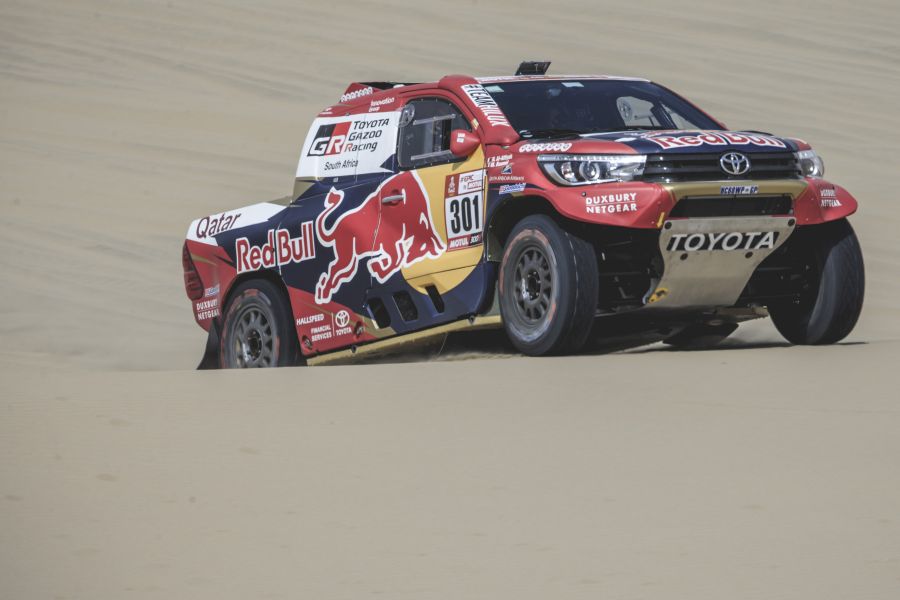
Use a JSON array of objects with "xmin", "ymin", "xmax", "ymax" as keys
[
  {"xmin": 642, "ymin": 152, "xmax": 800, "ymax": 182},
  {"xmin": 670, "ymin": 194, "xmax": 793, "ymax": 218}
]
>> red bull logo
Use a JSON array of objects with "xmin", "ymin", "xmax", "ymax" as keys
[
  {"xmin": 235, "ymin": 222, "xmax": 316, "ymax": 274},
  {"xmin": 315, "ymin": 171, "xmax": 445, "ymax": 304}
]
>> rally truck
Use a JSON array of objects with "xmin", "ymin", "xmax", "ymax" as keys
[{"xmin": 182, "ymin": 61, "xmax": 864, "ymax": 368}]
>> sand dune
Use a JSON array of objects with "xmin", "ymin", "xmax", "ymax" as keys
[{"xmin": 2, "ymin": 1, "xmax": 899, "ymax": 598}]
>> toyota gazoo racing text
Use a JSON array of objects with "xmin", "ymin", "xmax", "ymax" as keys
[{"xmin": 182, "ymin": 61, "xmax": 864, "ymax": 368}]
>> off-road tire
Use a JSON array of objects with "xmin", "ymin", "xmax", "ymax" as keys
[
  {"xmin": 220, "ymin": 279, "xmax": 300, "ymax": 368},
  {"xmin": 768, "ymin": 219, "xmax": 864, "ymax": 345},
  {"xmin": 498, "ymin": 215, "xmax": 599, "ymax": 355}
]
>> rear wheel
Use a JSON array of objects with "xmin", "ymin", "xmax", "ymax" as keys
[
  {"xmin": 498, "ymin": 215, "xmax": 599, "ymax": 355},
  {"xmin": 768, "ymin": 219, "xmax": 864, "ymax": 345},
  {"xmin": 220, "ymin": 279, "xmax": 300, "ymax": 368}
]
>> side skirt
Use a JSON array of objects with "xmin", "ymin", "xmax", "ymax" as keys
[{"xmin": 307, "ymin": 315, "xmax": 502, "ymax": 366}]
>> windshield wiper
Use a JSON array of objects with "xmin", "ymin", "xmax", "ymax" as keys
[{"xmin": 518, "ymin": 128, "xmax": 584, "ymax": 140}]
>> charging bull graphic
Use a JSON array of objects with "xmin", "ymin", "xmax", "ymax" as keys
[{"xmin": 315, "ymin": 171, "xmax": 446, "ymax": 304}]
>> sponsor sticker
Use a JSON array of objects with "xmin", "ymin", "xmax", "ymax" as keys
[
  {"xmin": 585, "ymin": 192, "xmax": 638, "ymax": 214},
  {"xmin": 369, "ymin": 97, "xmax": 395, "ymax": 112},
  {"xmin": 309, "ymin": 322, "xmax": 334, "ymax": 343},
  {"xmin": 460, "ymin": 83, "xmax": 512, "ymax": 128},
  {"xmin": 235, "ymin": 222, "xmax": 316, "ymax": 274},
  {"xmin": 721, "ymin": 185, "xmax": 759, "ymax": 195},
  {"xmin": 519, "ymin": 142, "xmax": 573, "ymax": 153},
  {"xmin": 645, "ymin": 131, "xmax": 786, "ymax": 150},
  {"xmin": 820, "ymin": 188, "xmax": 842, "ymax": 208},
  {"xmin": 444, "ymin": 191, "xmax": 483, "ymax": 251},
  {"xmin": 334, "ymin": 309, "xmax": 353, "ymax": 337},
  {"xmin": 489, "ymin": 174, "xmax": 525, "ymax": 183},
  {"xmin": 195, "ymin": 298, "xmax": 219, "ymax": 321},
  {"xmin": 297, "ymin": 112, "xmax": 400, "ymax": 179},
  {"xmin": 499, "ymin": 183, "xmax": 526, "ymax": 195},
  {"xmin": 340, "ymin": 86, "xmax": 373, "ymax": 103},
  {"xmin": 444, "ymin": 170, "xmax": 484, "ymax": 251},
  {"xmin": 194, "ymin": 211, "xmax": 242, "ymax": 239},
  {"xmin": 487, "ymin": 153, "xmax": 512, "ymax": 168},
  {"xmin": 296, "ymin": 313, "xmax": 325, "ymax": 326},
  {"xmin": 445, "ymin": 169, "xmax": 484, "ymax": 197},
  {"xmin": 667, "ymin": 231, "xmax": 779, "ymax": 252},
  {"xmin": 187, "ymin": 202, "xmax": 284, "ymax": 247}
]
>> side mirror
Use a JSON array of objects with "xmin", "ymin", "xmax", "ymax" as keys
[{"xmin": 450, "ymin": 129, "xmax": 480, "ymax": 158}]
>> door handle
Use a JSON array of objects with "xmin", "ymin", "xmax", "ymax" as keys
[{"xmin": 382, "ymin": 192, "xmax": 403, "ymax": 205}]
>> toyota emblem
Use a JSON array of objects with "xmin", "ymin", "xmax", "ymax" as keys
[{"xmin": 720, "ymin": 152, "xmax": 751, "ymax": 176}]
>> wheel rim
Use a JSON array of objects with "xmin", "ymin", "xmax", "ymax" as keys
[
  {"xmin": 513, "ymin": 245, "xmax": 553, "ymax": 323},
  {"xmin": 232, "ymin": 306, "xmax": 275, "ymax": 367}
]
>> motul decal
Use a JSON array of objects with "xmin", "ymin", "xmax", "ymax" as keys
[
  {"xmin": 235, "ymin": 222, "xmax": 316, "ymax": 274},
  {"xmin": 314, "ymin": 171, "xmax": 445, "ymax": 304}
]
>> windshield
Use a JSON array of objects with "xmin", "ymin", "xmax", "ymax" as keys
[{"xmin": 481, "ymin": 79, "xmax": 721, "ymax": 137}]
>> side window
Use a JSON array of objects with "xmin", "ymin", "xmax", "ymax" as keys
[{"xmin": 398, "ymin": 98, "xmax": 471, "ymax": 170}]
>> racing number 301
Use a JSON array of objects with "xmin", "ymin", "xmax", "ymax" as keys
[{"xmin": 447, "ymin": 193, "xmax": 481, "ymax": 236}]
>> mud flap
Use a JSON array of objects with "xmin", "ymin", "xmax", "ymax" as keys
[{"xmin": 196, "ymin": 320, "xmax": 221, "ymax": 370}]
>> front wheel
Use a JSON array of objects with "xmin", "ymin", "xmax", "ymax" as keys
[
  {"xmin": 220, "ymin": 279, "xmax": 300, "ymax": 368},
  {"xmin": 768, "ymin": 219, "xmax": 864, "ymax": 345},
  {"xmin": 498, "ymin": 215, "xmax": 599, "ymax": 356}
]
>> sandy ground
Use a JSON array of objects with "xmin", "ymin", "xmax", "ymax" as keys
[{"xmin": 1, "ymin": 0, "xmax": 899, "ymax": 598}]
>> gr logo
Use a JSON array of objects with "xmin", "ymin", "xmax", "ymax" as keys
[{"xmin": 308, "ymin": 122, "xmax": 351, "ymax": 156}]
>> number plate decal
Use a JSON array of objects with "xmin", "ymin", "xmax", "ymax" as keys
[{"xmin": 443, "ymin": 169, "xmax": 485, "ymax": 251}]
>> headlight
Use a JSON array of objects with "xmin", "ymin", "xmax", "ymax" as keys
[
  {"xmin": 538, "ymin": 154, "xmax": 646, "ymax": 186},
  {"xmin": 796, "ymin": 149, "xmax": 825, "ymax": 178}
]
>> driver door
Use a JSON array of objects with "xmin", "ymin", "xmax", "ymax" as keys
[{"xmin": 378, "ymin": 94, "xmax": 487, "ymax": 294}]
